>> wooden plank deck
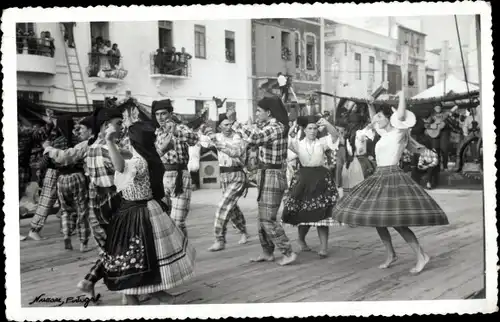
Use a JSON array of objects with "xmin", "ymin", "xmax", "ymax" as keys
[{"xmin": 19, "ymin": 188, "xmax": 485, "ymax": 307}]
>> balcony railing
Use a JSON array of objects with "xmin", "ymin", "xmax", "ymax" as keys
[
  {"xmin": 16, "ymin": 36, "xmax": 56, "ymax": 74},
  {"xmin": 16, "ymin": 37, "xmax": 55, "ymax": 57},
  {"xmin": 87, "ymin": 52, "xmax": 128, "ymax": 80},
  {"xmin": 150, "ymin": 51, "xmax": 192, "ymax": 78}
]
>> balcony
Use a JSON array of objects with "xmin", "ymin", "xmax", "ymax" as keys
[
  {"xmin": 150, "ymin": 50, "xmax": 192, "ymax": 87},
  {"xmin": 87, "ymin": 52, "xmax": 128, "ymax": 88},
  {"xmin": 16, "ymin": 37, "xmax": 56, "ymax": 75}
]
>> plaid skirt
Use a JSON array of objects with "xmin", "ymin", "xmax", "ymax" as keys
[
  {"xmin": 333, "ymin": 165, "xmax": 449, "ymax": 227},
  {"xmin": 117, "ymin": 199, "xmax": 196, "ymax": 295}
]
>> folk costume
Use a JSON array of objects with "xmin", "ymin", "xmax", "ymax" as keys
[
  {"xmin": 282, "ymin": 115, "xmax": 340, "ymax": 227},
  {"xmin": 18, "ymin": 121, "xmax": 53, "ymax": 198},
  {"xmin": 333, "ymin": 112, "xmax": 449, "ymax": 228},
  {"xmin": 153, "ymin": 99, "xmax": 199, "ymax": 237},
  {"xmin": 341, "ymin": 128, "xmax": 377, "ymax": 194},
  {"xmin": 206, "ymin": 113, "xmax": 249, "ymax": 252},
  {"xmin": 43, "ymin": 115, "xmax": 91, "ymax": 251},
  {"xmin": 78, "ymin": 107, "xmax": 123, "ymax": 294},
  {"xmin": 29, "ymin": 116, "xmax": 71, "ymax": 240},
  {"xmin": 233, "ymin": 96, "xmax": 296, "ymax": 265},
  {"xmin": 103, "ymin": 121, "xmax": 195, "ymax": 296}
]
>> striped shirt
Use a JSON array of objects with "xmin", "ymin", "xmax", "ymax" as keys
[{"xmin": 212, "ymin": 133, "xmax": 246, "ymax": 167}]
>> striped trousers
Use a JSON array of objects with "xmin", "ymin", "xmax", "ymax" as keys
[
  {"xmin": 31, "ymin": 168, "xmax": 59, "ymax": 232},
  {"xmin": 163, "ymin": 170, "xmax": 192, "ymax": 237},
  {"xmin": 85, "ymin": 193, "xmax": 121, "ymax": 284},
  {"xmin": 56, "ymin": 172, "xmax": 90, "ymax": 244},
  {"xmin": 256, "ymin": 169, "xmax": 292, "ymax": 256},
  {"xmin": 214, "ymin": 171, "xmax": 247, "ymax": 243}
]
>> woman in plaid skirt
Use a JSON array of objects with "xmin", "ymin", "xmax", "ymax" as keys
[
  {"xmin": 333, "ymin": 89, "xmax": 449, "ymax": 274},
  {"xmin": 282, "ymin": 116, "xmax": 342, "ymax": 258},
  {"xmin": 103, "ymin": 121, "xmax": 195, "ymax": 305}
]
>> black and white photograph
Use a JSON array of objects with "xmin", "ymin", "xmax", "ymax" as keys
[{"xmin": 2, "ymin": 2, "xmax": 497, "ymax": 320}]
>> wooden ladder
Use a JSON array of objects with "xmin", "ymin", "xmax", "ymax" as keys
[{"xmin": 59, "ymin": 23, "xmax": 90, "ymax": 112}]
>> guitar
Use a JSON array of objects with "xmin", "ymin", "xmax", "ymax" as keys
[{"xmin": 424, "ymin": 119, "xmax": 446, "ymax": 138}]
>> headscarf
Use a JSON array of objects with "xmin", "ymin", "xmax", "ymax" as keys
[
  {"xmin": 257, "ymin": 96, "xmax": 290, "ymax": 135},
  {"xmin": 151, "ymin": 99, "xmax": 174, "ymax": 128},
  {"xmin": 128, "ymin": 121, "xmax": 165, "ymax": 201},
  {"xmin": 296, "ymin": 115, "xmax": 320, "ymax": 128},
  {"xmin": 56, "ymin": 114, "xmax": 75, "ymax": 147}
]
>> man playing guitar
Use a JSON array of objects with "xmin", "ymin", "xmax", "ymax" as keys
[{"xmin": 423, "ymin": 104, "xmax": 458, "ymax": 171}]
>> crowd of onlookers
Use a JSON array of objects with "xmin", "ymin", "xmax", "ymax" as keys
[
  {"xmin": 16, "ymin": 29, "xmax": 55, "ymax": 57},
  {"xmin": 87, "ymin": 36, "xmax": 126, "ymax": 79},
  {"xmin": 152, "ymin": 46, "xmax": 192, "ymax": 76}
]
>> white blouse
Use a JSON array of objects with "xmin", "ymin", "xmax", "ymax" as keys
[
  {"xmin": 289, "ymin": 135, "xmax": 338, "ymax": 167},
  {"xmin": 374, "ymin": 122, "xmax": 410, "ymax": 167}
]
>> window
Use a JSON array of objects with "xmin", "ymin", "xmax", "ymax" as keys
[
  {"xmin": 281, "ymin": 31, "xmax": 291, "ymax": 61},
  {"xmin": 354, "ymin": 53, "xmax": 361, "ymax": 80},
  {"xmin": 194, "ymin": 25, "xmax": 206, "ymax": 59},
  {"xmin": 90, "ymin": 22, "xmax": 110, "ymax": 44},
  {"xmin": 294, "ymin": 31, "xmax": 301, "ymax": 68},
  {"xmin": 306, "ymin": 35, "xmax": 315, "ymax": 70},
  {"xmin": 195, "ymin": 100, "xmax": 205, "ymax": 114},
  {"xmin": 158, "ymin": 21, "xmax": 173, "ymax": 49},
  {"xmin": 17, "ymin": 91, "xmax": 41, "ymax": 103},
  {"xmin": 225, "ymin": 30, "xmax": 235, "ymax": 63},
  {"xmin": 369, "ymin": 56, "xmax": 375, "ymax": 81},
  {"xmin": 427, "ymin": 75, "xmax": 435, "ymax": 88},
  {"xmin": 382, "ymin": 60, "xmax": 387, "ymax": 82},
  {"xmin": 416, "ymin": 38, "xmax": 420, "ymax": 55},
  {"xmin": 16, "ymin": 23, "xmax": 35, "ymax": 34}
]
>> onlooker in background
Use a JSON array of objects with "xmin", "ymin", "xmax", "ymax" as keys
[
  {"xmin": 62, "ymin": 22, "xmax": 76, "ymax": 48},
  {"xmin": 423, "ymin": 105, "xmax": 458, "ymax": 171},
  {"xmin": 277, "ymin": 72, "xmax": 289, "ymax": 102},
  {"xmin": 408, "ymin": 137, "xmax": 440, "ymax": 190}
]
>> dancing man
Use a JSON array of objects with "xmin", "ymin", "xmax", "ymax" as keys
[
  {"xmin": 27, "ymin": 113, "xmax": 71, "ymax": 241},
  {"xmin": 202, "ymin": 113, "xmax": 249, "ymax": 252},
  {"xmin": 43, "ymin": 115, "xmax": 94, "ymax": 251},
  {"xmin": 152, "ymin": 99, "xmax": 199, "ymax": 237},
  {"xmin": 77, "ymin": 108, "xmax": 124, "ymax": 296},
  {"xmin": 229, "ymin": 96, "xmax": 297, "ymax": 266}
]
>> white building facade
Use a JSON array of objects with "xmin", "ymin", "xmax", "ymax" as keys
[
  {"xmin": 16, "ymin": 20, "xmax": 254, "ymax": 121},
  {"xmin": 324, "ymin": 20, "xmax": 400, "ymax": 102}
]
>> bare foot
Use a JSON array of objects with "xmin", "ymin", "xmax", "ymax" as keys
[
  {"xmin": 238, "ymin": 234, "xmax": 249, "ymax": 245},
  {"xmin": 208, "ymin": 241, "xmax": 225, "ymax": 252},
  {"xmin": 297, "ymin": 241, "xmax": 311, "ymax": 252},
  {"xmin": 77, "ymin": 280, "xmax": 95, "ymax": 298},
  {"xmin": 410, "ymin": 253, "xmax": 430, "ymax": 274},
  {"xmin": 278, "ymin": 252, "xmax": 297, "ymax": 266},
  {"xmin": 318, "ymin": 250, "xmax": 328, "ymax": 259},
  {"xmin": 150, "ymin": 291, "xmax": 175, "ymax": 304},
  {"xmin": 124, "ymin": 295, "xmax": 140, "ymax": 305},
  {"xmin": 28, "ymin": 230, "xmax": 47, "ymax": 241},
  {"xmin": 250, "ymin": 254, "xmax": 275, "ymax": 263},
  {"xmin": 379, "ymin": 253, "xmax": 398, "ymax": 269}
]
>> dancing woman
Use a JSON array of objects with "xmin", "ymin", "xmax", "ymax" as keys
[
  {"xmin": 103, "ymin": 121, "xmax": 195, "ymax": 305},
  {"xmin": 332, "ymin": 88, "xmax": 449, "ymax": 274},
  {"xmin": 282, "ymin": 116, "xmax": 341, "ymax": 258}
]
